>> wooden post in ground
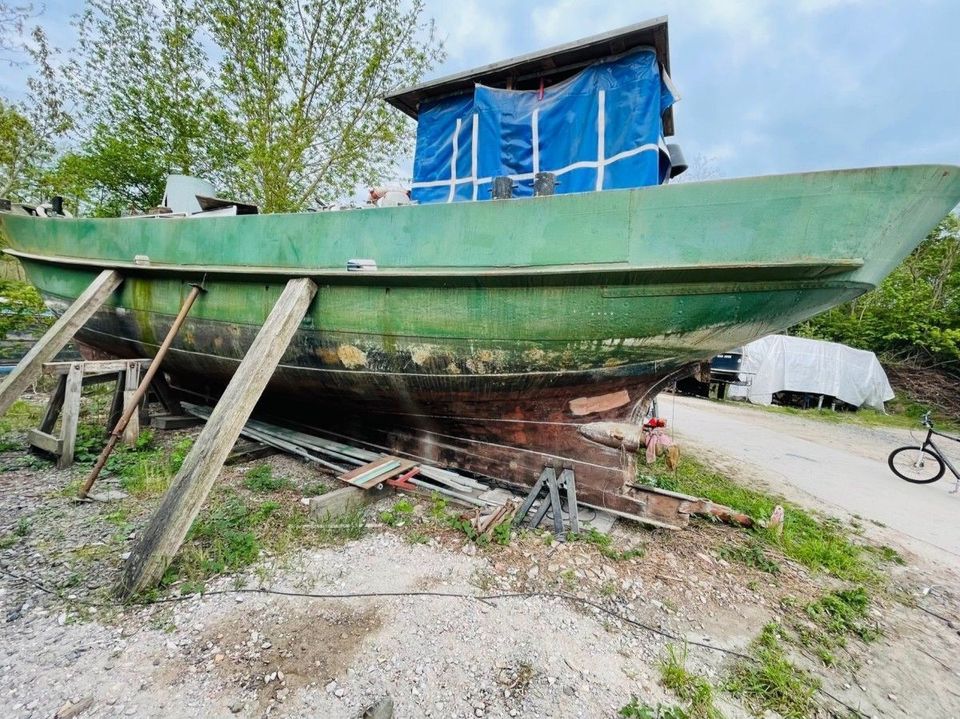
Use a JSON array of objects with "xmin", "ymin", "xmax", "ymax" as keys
[
  {"xmin": 0, "ymin": 270, "xmax": 122, "ymax": 417},
  {"xmin": 116, "ymin": 278, "xmax": 317, "ymax": 598}
]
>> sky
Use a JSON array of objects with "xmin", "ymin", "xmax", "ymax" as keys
[{"xmin": 9, "ymin": 0, "xmax": 960, "ymax": 182}]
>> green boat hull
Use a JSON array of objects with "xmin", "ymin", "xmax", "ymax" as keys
[{"xmin": 2, "ymin": 164, "xmax": 959, "ymax": 494}]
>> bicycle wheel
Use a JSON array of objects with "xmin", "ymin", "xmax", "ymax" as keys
[{"xmin": 888, "ymin": 446, "xmax": 946, "ymax": 484}]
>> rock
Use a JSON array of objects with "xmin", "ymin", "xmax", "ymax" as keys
[
  {"xmin": 54, "ymin": 697, "xmax": 94, "ymax": 718},
  {"xmin": 888, "ymin": 694, "xmax": 897, "ymax": 702},
  {"xmin": 363, "ymin": 696, "xmax": 395, "ymax": 719},
  {"xmin": 334, "ymin": 687, "xmax": 346, "ymax": 698},
  {"xmin": 228, "ymin": 701, "xmax": 244, "ymax": 714},
  {"xmin": 88, "ymin": 490, "xmax": 128, "ymax": 502},
  {"xmin": 325, "ymin": 680, "xmax": 338, "ymax": 693},
  {"xmin": 462, "ymin": 543, "xmax": 477, "ymax": 556}
]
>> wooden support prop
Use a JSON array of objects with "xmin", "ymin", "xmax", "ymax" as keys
[
  {"xmin": 57, "ymin": 363, "xmax": 83, "ymax": 469},
  {"xmin": 0, "ymin": 269, "xmax": 122, "ymax": 417},
  {"xmin": 117, "ymin": 278, "xmax": 317, "ymax": 597},
  {"xmin": 79, "ymin": 285, "xmax": 203, "ymax": 499}
]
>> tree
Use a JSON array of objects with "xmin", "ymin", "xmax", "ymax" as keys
[
  {"xmin": 0, "ymin": 27, "xmax": 72, "ymax": 201},
  {"xmin": 55, "ymin": 0, "xmax": 241, "ymax": 215},
  {"xmin": 0, "ymin": 2, "xmax": 31, "ymax": 64},
  {"xmin": 204, "ymin": 0, "xmax": 443, "ymax": 212},
  {"xmin": 795, "ymin": 213, "xmax": 960, "ymax": 371}
]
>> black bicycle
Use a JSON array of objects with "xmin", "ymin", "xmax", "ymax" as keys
[{"xmin": 888, "ymin": 413, "xmax": 960, "ymax": 492}]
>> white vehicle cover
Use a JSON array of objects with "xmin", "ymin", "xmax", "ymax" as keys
[{"xmin": 726, "ymin": 335, "xmax": 894, "ymax": 410}]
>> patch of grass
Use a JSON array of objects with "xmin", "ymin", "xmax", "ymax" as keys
[
  {"xmin": 491, "ymin": 519, "xmax": 512, "ymax": 546},
  {"xmin": 162, "ymin": 491, "xmax": 282, "ymax": 590},
  {"xmin": 619, "ymin": 698, "xmax": 689, "ymax": 719},
  {"xmin": 805, "ymin": 587, "xmax": 879, "ymax": 645},
  {"xmin": 13, "ymin": 516, "xmax": 30, "ymax": 537},
  {"xmin": 726, "ymin": 623, "xmax": 820, "ymax": 719},
  {"xmin": 315, "ymin": 506, "xmax": 367, "ymax": 544},
  {"xmin": 568, "ymin": 527, "xmax": 645, "ymax": 561},
  {"xmin": 0, "ymin": 534, "xmax": 17, "ymax": 550},
  {"xmin": 739, "ymin": 399, "xmax": 960, "ymax": 433},
  {"xmin": 642, "ymin": 456, "xmax": 873, "ymax": 582},
  {"xmin": 865, "ymin": 544, "xmax": 905, "ymax": 565},
  {"xmin": 428, "ymin": 493, "xmax": 448, "ymax": 520},
  {"xmin": 242, "ymin": 464, "xmax": 291, "ymax": 493},
  {"xmin": 406, "ymin": 531, "xmax": 429, "ymax": 544},
  {"xmin": 658, "ymin": 644, "xmax": 724, "ymax": 719},
  {"xmin": 379, "ymin": 498, "xmax": 415, "ymax": 527},
  {"xmin": 719, "ymin": 540, "xmax": 780, "ymax": 574},
  {"xmin": 109, "ymin": 436, "xmax": 193, "ymax": 498},
  {"xmin": 301, "ymin": 480, "xmax": 328, "ymax": 497},
  {"xmin": 0, "ymin": 399, "xmax": 42, "ymax": 436}
]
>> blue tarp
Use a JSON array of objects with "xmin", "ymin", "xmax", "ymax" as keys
[{"xmin": 411, "ymin": 48, "xmax": 677, "ymax": 204}]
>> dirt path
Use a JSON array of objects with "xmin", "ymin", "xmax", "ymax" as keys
[{"xmin": 664, "ymin": 395, "xmax": 960, "ymax": 565}]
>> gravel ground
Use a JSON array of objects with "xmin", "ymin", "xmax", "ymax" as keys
[{"xmin": 2, "ymin": 401, "xmax": 960, "ymax": 718}]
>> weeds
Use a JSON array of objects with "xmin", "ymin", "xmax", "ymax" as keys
[
  {"xmin": 642, "ymin": 455, "xmax": 873, "ymax": 582},
  {"xmin": 719, "ymin": 541, "xmax": 780, "ymax": 574},
  {"xmin": 658, "ymin": 644, "xmax": 724, "ymax": 719},
  {"xmin": 726, "ymin": 623, "xmax": 819, "ymax": 719},
  {"xmin": 315, "ymin": 506, "xmax": 367, "ymax": 544},
  {"xmin": 379, "ymin": 498, "xmax": 415, "ymax": 527},
  {"xmin": 805, "ymin": 587, "xmax": 879, "ymax": 644},
  {"xmin": 109, "ymin": 436, "xmax": 192, "ymax": 498},
  {"xmin": 242, "ymin": 464, "xmax": 291, "ymax": 493},
  {"xmin": 619, "ymin": 698, "xmax": 689, "ymax": 719},
  {"xmin": 301, "ymin": 481, "xmax": 328, "ymax": 497},
  {"xmin": 568, "ymin": 527, "xmax": 645, "ymax": 561}
]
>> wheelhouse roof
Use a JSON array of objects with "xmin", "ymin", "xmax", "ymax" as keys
[{"xmin": 385, "ymin": 17, "xmax": 674, "ymax": 135}]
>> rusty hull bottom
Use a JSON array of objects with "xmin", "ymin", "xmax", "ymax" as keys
[{"xmin": 79, "ymin": 340, "xmax": 701, "ymax": 527}]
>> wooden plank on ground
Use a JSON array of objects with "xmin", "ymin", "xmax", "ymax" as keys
[
  {"xmin": 150, "ymin": 414, "xmax": 201, "ymax": 430},
  {"xmin": 225, "ymin": 440, "xmax": 277, "ymax": 465},
  {"xmin": 0, "ymin": 269, "xmax": 123, "ymax": 417},
  {"xmin": 339, "ymin": 456, "xmax": 416, "ymax": 489},
  {"xmin": 116, "ymin": 277, "xmax": 318, "ymax": 598}
]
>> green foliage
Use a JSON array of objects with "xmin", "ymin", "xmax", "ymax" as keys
[
  {"xmin": 0, "ymin": 27, "xmax": 73, "ymax": 201},
  {"xmin": 805, "ymin": 587, "xmax": 878, "ymax": 644},
  {"xmin": 315, "ymin": 506, "xmax": 367, "ymax": 544},
  {"xmin": 0, "ymin": 280, "xmax": 50, "ymax": 339},
  {"xmin": 658, "ymin": 644, "xmax": 724, "ymax": 719},
  {"xmin": 107, "ymin": 434, "xmax": 192, "ymax": 498},
  {"xmin": 202, "ymin": 0, "xmax": 443, "ymax": 211},
  {"xmin": 242, "ymin": 463, "xmax": 291, "ymax": 493},
  {"xmin": 726, "ymin": 623, "xmax": 820, "ymax": 719},
  {"xmin": 379, "ymin": 498, "xmax": 415, "ymax": 527},
  {"xmin": 301, "ymin": 480, "xmax": 328, "ymax": 497},
  {"xmin": 56, "ymin": 0, "xmax": 242, "ymax": 215},
  {"xmin": 568, "ymin": 527, "xmax": 645, "ymax": 561},
  {"xmin": 164, "ymin": 492, "xmax": 278, "ymax": 587},
  {"xmin": 642, "ymin": 456, "xmax": 873, "ymax": 582},
  {"xmin": 718, "ymin": 540, "xmax": 780, "ymax": 575},
  {"xmin": 619, "ymin": 698, "xmax": 689, "ymax": 719},
  {"xmin": 796, "ymin": 213, "xmax": 960, "ymax": 370}
]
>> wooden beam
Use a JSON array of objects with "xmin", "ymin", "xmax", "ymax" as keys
[
  {"xmin": 0, "ymin": 270, "xmax": 123, "ymax": 417},
  {"xmin": 27, "ymin": 429, "xmax": 62, "ymax": 455},
  {"xmin": 310, "ymin": 484, "xmax": 387, "ymax": 518},
  {"xmin": 117, "ymin": 278, "xmax": 318, "ymax": 597},
  {"xmin": 121, "ymin": 361, "xmax": 141, "ymax": 446},
  {"xmin": 57, "ymin": 363, "xmax": 83, "ymax": 469},
  {"xmin": 39, "ymin": 375, "xmax": 67, "ymax": 434},
  {"xmin": 43, "ymin": 359, "xmax": 150, "ymax": 375}
]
